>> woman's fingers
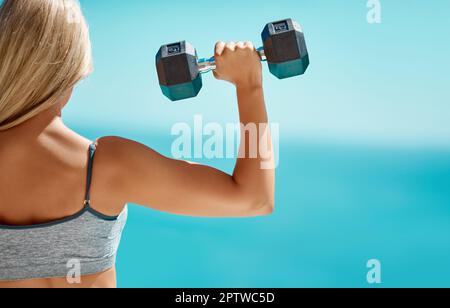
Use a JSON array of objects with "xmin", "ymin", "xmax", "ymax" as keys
[
  {"xmin": 215, "ymin": 41, "xmax": 226, "ymax": 57},
  {"xmin": 236, "ymin": 41, "xmax": 245, "ymax": 50},
  {"xmin": 216, "ymin": 41, "xmax": 254, "ymax": 56},
  {"xmin": 244, "ymin": 41, "xmax": 254, "ymax": 50},
  {"xmin": 225, "ymin": 42, "xmax": 236, "ymax": 52}
]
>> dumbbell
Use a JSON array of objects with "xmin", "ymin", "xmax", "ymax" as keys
[{"xmin": 156, "ymin": 18, "xmax": 309, "ymax": 102}]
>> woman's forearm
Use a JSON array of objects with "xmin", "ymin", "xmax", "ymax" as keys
[{"xmin": 232, "ymin": 86, "xmax": 275, "ymax": 211}]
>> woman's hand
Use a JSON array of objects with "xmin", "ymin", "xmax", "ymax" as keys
[{"xmin": 213, "ymin": 41, "xmax": 263, "ymax": 90}]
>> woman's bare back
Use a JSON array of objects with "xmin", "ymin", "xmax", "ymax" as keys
[
  {"xmin": 0, "ymin": 113, "xmax": 125, "ymax": 287},
  {"xmin": 0, "ymin": 268, "xmax": 117, "ymax": 288}
]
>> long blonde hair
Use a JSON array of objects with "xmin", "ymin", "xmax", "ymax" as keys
[{"xmin": 0, "ymin": 0, "xmax": 92, "ymax": 131}]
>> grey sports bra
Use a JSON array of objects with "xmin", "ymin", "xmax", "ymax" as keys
[{"xmin": 0, "ymin": 143, "xmax": 128, "ymax": 282}]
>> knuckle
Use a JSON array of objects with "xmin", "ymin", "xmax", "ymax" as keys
[
  {"xmin": 245, "ymin": 41, "xmax": 254, "ymax": 49},
  {"xmin": 215, "ymin": 41, "xmax": 226, "ymax": 55},
  {"xmin": 226, "ymin": 42, "xmax": 235, "ymax": 49}
]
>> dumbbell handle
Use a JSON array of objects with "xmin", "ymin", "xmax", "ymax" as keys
[{"xmin": 198, "ymin": 47, "xmax": 266, "ymax": 74}]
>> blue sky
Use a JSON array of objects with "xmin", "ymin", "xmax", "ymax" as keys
[{"xmin": 67, "ymin": 0, "xmax": 450, "ymax": 147}]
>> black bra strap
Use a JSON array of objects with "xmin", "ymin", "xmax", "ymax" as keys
[{"xmin": 84, "ymin": 143, "xmax": 97, "ymax": 207}]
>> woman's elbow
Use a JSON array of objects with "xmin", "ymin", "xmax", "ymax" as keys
[{"xmin": 246, "ymin": 197, "xmax": 275, "ymax": 217}]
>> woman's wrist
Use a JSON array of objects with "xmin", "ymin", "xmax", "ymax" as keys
[
  {"xmin": 236, "ymin": 83, "xmax": 266, "ymax": 115},
  {"xmin": 236, "ymin": 83, "xmax": 263, "ymax": 94}
]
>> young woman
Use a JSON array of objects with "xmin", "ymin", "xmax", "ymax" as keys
[{"xmin": 0, "ymin": 0, "xmax": 275, "ymax": 288}]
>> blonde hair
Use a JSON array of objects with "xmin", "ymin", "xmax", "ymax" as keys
[{"xmin": 0, "ymin": 0, "xmax": 92, "ymax": 131}]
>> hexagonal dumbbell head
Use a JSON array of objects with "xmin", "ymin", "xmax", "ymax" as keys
[
  {"xmin": 156, "ymin": 41, "xmax": 202, "ymax": 101},
  {"xmin": 261, "ymin": 19, "xmax": 309, "ymax": 79}
]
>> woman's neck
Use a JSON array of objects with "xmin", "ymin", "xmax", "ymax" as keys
[{"xmin": 0, "ymin": 105, "xmax": 64, "ymax": 144}]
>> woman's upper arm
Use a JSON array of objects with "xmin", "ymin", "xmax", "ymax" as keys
[{"xmin": 96, "ymin": 136, "xmax": 271, "ymax": 218}]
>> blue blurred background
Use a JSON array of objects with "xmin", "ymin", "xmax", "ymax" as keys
[{"xmin": 70, "ymin": 0, "xmax": 450, "ymax": 287}]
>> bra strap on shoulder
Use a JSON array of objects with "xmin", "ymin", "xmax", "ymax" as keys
[{"xmin": 84, "ymin": 143, "xmax": 97, "ymax": 207}]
